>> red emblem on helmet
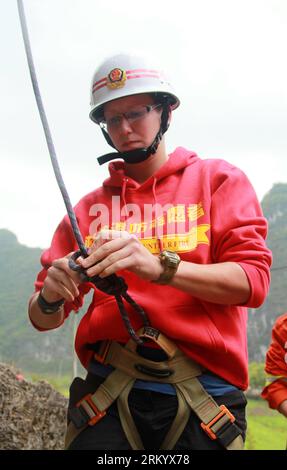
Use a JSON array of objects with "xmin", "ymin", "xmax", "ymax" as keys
[{"xmin": 107, "ymin": 68, "xmax": 127, "ymax": 89}]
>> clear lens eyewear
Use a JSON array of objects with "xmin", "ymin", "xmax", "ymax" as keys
[{"xmin": 98, "ymin": 103, "xmax": 162, "ymax": 131}]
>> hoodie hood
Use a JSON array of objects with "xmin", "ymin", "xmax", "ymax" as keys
[
  {"xmin": 101, "ymin": 147, "xmax": 200, "ymax": 252},
  {"xmin": 103, "ymin": 147, "xmax": 199, "ymax": 190}
]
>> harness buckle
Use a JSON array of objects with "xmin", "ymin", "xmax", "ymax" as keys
[
  {"xmin": 142, "ymin": 326, "xmax": 160, "ymax": 341},
  {"xmin": 200, "ymin": 405, "xmax": 235, "ymax": 440},
  {"xmin": 94, "ymin": 340, "xmax": 112, "ymax": 364},
  {"xmin": 77, "ymin": 393, "xmax": 106, "ymax": 427}
]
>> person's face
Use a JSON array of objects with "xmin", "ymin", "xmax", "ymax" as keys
[{"xmin": 103, "ymin": 93, "xmax": 162, "ymax": 152}]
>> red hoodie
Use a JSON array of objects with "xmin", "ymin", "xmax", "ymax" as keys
[
  {"xmin": 30, "ymin": 147, "xmax": 272, "ymax": 390},
  {"xmin": 261, "ymin": 313, "xmax": 287, "ymax": 409}
]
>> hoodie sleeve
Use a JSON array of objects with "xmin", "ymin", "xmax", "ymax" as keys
[
  {"xmin": 210, "ymin": 162, "xmax": 272, "ymax": 308},
  {"xmin": 31, "ymin": 214, "xmax": 92, "ymax": 330}
]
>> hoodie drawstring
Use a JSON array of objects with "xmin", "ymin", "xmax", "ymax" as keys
[
  {"xmin": 121, "ymin": 178, "xmax": 129, "ymax": 219},
  {"xmin": 152, "ymin": 177, "xmax": 164, "ymax": 252}
]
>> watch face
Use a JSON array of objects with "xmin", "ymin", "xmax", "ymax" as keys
[
  {"xmin": 162, "ymin": 251, "xmax": 180, "ymax": 267},
  {"xmin": 168, "ymin": 258, "xmax": 179, "ymax": 266},
  {"xmin": 167, "ymin": 257, "xmax": 179, "ymax": 267}
]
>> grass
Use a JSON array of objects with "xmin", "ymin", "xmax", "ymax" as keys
[{"xmin": 245, "ymin": 398, "xmax": 287, "ymax": 450}]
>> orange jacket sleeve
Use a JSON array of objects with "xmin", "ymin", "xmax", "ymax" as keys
[{"xmin": 261, "ymin": 313, "xmax": 287, "ymax": 410}]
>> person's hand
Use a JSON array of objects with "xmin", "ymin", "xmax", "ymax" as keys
[
  {"xmin": 278, "ymin": 399, "xmax": 287, "ymax": 418},
  {"xmin": 79, "ymin": 230, "xmax": 163, "ymax": 282},
  {"xmin": 42, "ymin": 252, "xmax": 82, "ymax": 303}
]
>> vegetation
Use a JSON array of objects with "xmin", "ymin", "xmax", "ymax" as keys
[
  {"xmin": 248, "ymin": 362, "xmax": 266, "ymax": 390},
  {"xmin": 246, "ymin": 399, "xmax": 286, "ymax": 450},
  {"xmin": 0, "ymin": 228, "xmax": 90, "ymax": 376},
  {"xmin": 248, "ymin": 183, "xmax": 287, "ymax": 362}
]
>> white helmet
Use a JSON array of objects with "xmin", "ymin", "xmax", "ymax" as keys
[{"xmin": 89, "ymin": 53, "xmax": 180, "ymax": 123}]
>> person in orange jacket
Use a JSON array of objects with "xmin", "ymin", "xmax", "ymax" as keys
[{"xmin": 261, "ymin": 313, "xmax": 287, "ymax": 417}]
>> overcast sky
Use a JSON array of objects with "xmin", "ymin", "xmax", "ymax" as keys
[{"xmin": 1, "ymin": 0, "xmax": 286, "ymax": 248}]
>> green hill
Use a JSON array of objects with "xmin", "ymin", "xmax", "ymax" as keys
[
  {"xmin": 247, "ymin": 183, "xmax": 287, "ymax": 361},
  {"xmin": 0, "ymin": 229, "xmax": 78, "ymax": 375}
]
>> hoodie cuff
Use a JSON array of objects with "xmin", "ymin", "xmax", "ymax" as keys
[{"xmin": 237, "ymin": 262, "xmax": 270, "ymax": 308}]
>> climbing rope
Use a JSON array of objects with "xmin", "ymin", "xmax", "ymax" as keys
[{"xmin": 17, "ymin": 0, "xmax": 149, "ymax": 344}]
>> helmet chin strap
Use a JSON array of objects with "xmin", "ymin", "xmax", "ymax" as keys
[{"xmin": 97, "ymin": 105, "xmax": 170, "ymax": 166}]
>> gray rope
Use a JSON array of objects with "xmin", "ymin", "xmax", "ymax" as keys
[
  {"xmin": 17, "ymin": 0, "xmax": 149, "ymax": 344},
  {"xmin": 17, "ymin": 0, "xmax": 87, "ymax": 255}
]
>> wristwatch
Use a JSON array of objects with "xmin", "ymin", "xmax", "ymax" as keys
[
  {"xmin": 37, "ymin": 290, "xmax": 65, "ymax": 315},
  {"xmin": 153, "ymin": 250, "xmax": 181, "ymax": 285}
]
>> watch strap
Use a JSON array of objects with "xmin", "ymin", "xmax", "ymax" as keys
[
  {"xmin": 37, "ymin": 290, "xmax": 65, "ymax": 315},
  {"xmin": 153, "ymin": 250, "xmax": 181, "ymax": 285}
]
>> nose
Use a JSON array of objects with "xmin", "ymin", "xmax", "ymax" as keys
[{"xmin": 118, "ymin": 115, "xmax": 133, "ymax": 134}]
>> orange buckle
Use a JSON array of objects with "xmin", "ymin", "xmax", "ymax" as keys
[
  {"xmin": 200, "ymin": 405, "xmax": 235, "ymax": 440},
  {"xmin": 77, "ymin": 393, "xmax": 106, "ymax": 426},
  {"xmin": 94, "ymin": 340, "xmax": 112, "ymax": 364}
]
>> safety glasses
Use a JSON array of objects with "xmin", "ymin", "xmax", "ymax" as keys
[{"xmin": 98, "ymin": 103, "xmax": 162, "ymax": 131}]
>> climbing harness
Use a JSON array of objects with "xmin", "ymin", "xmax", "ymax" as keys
[
  {"xmin": 17, "ymin": 0, "xmax": 149, "ymax": 344},
  {"xmin": 65, "ymin": 327, "xmax": 244, "ymax": 450}
]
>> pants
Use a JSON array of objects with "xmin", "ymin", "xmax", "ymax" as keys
[{"xmin": 67, "ymin": 374, "xmax": 247, "ymax": 450}]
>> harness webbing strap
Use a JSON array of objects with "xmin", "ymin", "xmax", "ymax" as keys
[
  {"xmin": 89, "ymin": 368, "xmax": 134, "ymax": 411},
  {"xmin": 65, "ymin": 368, "xmax": 134, "ymax": 449},
  {"xmin": 159, "ymin": 387, "xmax": 191, "ymax": 450},
  {"xmin": 176, "ymin": 380, "xmax": 243, "ymax": 450},
  {"xmin": 126, "ymin": 327, "xmax": 179, "ymax": 359},
  {"xmin": 117, "ymin": 381, "xmax": 145, "ymax": 450},
  {"xmin": 103, "ymin": 341, "xmax": 202, "ymax": 383},
  {"xmin": 65, "ymin": 334, "xmax": 244, "ymax": 450}
]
